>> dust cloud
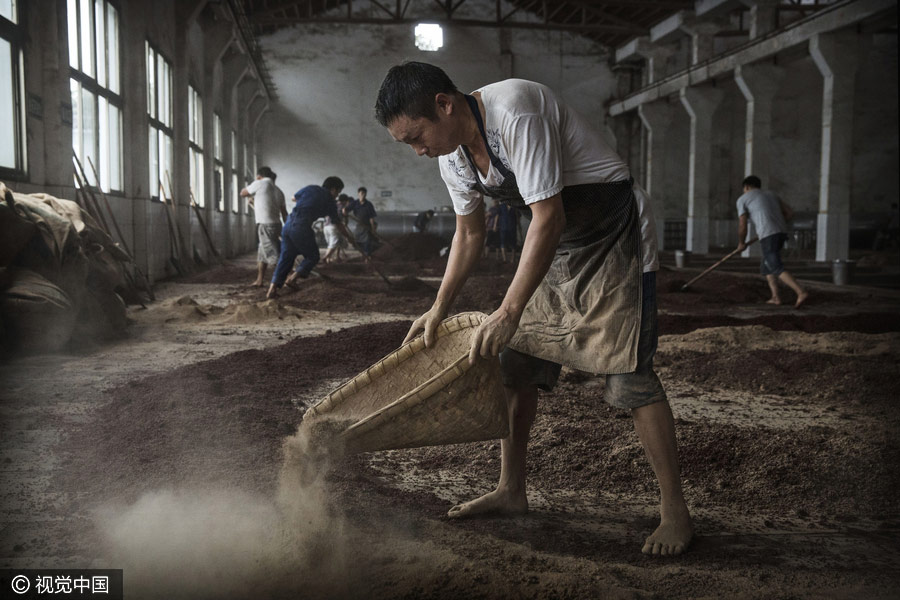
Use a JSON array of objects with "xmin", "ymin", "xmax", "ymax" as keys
[{"xmin": 96, "ymin": 420, "xmax": 355, "ymax": 599}]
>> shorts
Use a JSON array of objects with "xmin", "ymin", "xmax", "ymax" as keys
[
  {"xmin": 257, "ymin": 223, "xmax": 281, "ymax": 265},
  {"xmin": 498, "ymin": 271, "xmax": 666, "ymax": 410},
  {"xmin": 760, "ymin": 232, "xmax": 787, "ymax": 276}
]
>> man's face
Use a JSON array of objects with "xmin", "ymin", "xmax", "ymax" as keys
[
  {"xmin": 386, "ymin": 94, "xmax": 459, "ymax": 159},
  {"xmin": 358, "ymin": 190, "xmax": 366, "ymax": 202},
  {"xmin": 330, "ymin": 188, "xmax": 342, "ymax": 199}
]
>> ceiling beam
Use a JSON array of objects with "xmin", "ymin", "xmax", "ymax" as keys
[{"xmin": 251, "ymin": 14, "xmax": 643, "ymax": 33}]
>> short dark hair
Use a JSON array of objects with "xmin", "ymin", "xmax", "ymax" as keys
[
  {"xmin": 742, "ymin": 175, "xmax": 762, "ymax": 189},
  {"xmin": 322, "ymin": 176, "xmax": 344, "ymax": 192},
  {"xmin": 257, "ymin": 166, "xmax": 276, "ymax": 180},
  {"xmin": 374, "ymin": 61, "xmax": 459, "ymax": 127},
  {"xmin": 358, "ymin": 187, "xmax": 367, "ymax": 194}
]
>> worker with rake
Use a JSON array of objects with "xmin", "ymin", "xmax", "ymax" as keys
[{"xmin": 375, "ymin": 62, "xmax": 692, "ymax": 556}]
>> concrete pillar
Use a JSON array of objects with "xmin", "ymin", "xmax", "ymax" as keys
[
  {"xmin": 734, "ymin": 63, "xmax": 783, "ymax": 257},
  {"xmin": 638, "ymin": 101, "xmax": 676, "ymax": 249},
  {"xmin": 810, "ymin": 31, "xmax": 858, "ymax": 262},
  {"xmin": 681, "ymin": 22, "xmax": 721, "ymax": 64},
  {"xmin": 639, "ymin": 45, "xmax": 675, "ymax": 85},
  {"xmin": 679, "ymin": 85, "xmax": 724, "ymax": 254},
  {"xmin": 749, "ymin": 0, "xmax": 780, "ymax": 40},
  {"xmin": 734, "ymin": 63, "xmax": 784, "ymax": 184}
]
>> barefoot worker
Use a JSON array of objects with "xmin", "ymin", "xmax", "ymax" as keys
[
  {"xmin": 375, "ymin": 62, "xmax": 693, "ymax": 556},
  {"xmin": 267, "ymin": 176, "xmax": 352, "ymax": 299},
  {"xmin": 736, "ymin": 175, "xmax": 808, "ymax": 308},
  {"xmin": 241, "ymin": 167, "xmax": 288, "ymax": 287}
]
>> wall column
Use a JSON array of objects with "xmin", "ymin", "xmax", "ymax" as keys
[
  {"xmin": 810, "ymin": 31, "xmax": 858, "ymax": 262},
  {"xmin": 638, "ymin": 101, "xmax": 676, "ymax": 249},
  {"xmin": 682, "ymin": 22, "xmax": 721, "ymax": 64},
  {"xmin": 679, "ymin": 85, "xmax": 724, "ymax": 254},
  {"xmin": 734, "ymin": 62, "xmax": 783, "ymax": 257},
  {"xmin": 632, "ymin": 40, "xmax": 674, "ymax": 85},
  {"xmin": 749, "ymin": 0, "xmax": 780, "ymax": 40}
]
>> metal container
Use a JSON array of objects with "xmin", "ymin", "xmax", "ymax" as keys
[
  {"xmin": 831, "ymin": 259, "xmax": 855, "ymax": 285},
  {"xmin": 674, "ymin": 250, "xmax": 691, "ymax": 268}
]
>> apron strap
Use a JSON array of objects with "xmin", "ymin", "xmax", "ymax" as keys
[{"xmin": 462, "ymin": 94, "xmax": 515, "ymax": 181}]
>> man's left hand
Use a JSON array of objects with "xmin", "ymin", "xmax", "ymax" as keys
[
  {"xmin": 468, "ymin": 308, "xmax": 519, "ymax": 364},
  {"xmin": 736, "ymin": 241, "xmax": 746, "ymax": 252}
]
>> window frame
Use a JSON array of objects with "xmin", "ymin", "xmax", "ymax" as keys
[
  {"xmin": 146, "ymin": 40, "xmax": 174, "ymax": 202},
  {"xmin": 213, "ymin": 111, "xmax": 224, "ymax": 213},
  {"xmin": 188, "ymin": 84, "xmax": 204, "ymax": 208},
  {"xmin": 230, "ymin": 129, "xmax": 240, "ymax": 214},
  {"xmin": 68, "ymin": 0, "xmax": 123, "ymax": 194},
  {"xmin": 0, "ymin": 8, "xmax": 26, "ymax": 179}
]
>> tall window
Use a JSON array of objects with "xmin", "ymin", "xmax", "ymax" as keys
[
  {"xmin": 213, "ymin": 112, "xmax": 224, "ymax": 213},
  {"xmin": 1, "ymin": 0, "xmax": 24, "ymax": 176},
  {"xmin": 242, "ymin": 141, "xmax": 251, "ymax": 215},
  {"xmin": 147, "ymin": 42, "xmax": 173, "ymax": 200},
  {"xmin": 68, "ymin": 0, "xmax": 121, "ymax": 192},
  {"xmin": 188, "ymin": 85, "xmax": 204, "ymax": 207},
  {"xmin": 230, "ymin": 130, "xmax": 239, "ymax": 214}
]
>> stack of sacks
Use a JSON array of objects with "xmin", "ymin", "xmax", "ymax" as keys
[{"xmin": 0, "ymin": 182, "xmax": 144, "ymax": 353}]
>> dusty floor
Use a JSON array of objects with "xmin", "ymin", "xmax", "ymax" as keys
[{"xmin": 2, "ymin": 247, "xmax": 900, "ymax": 599}]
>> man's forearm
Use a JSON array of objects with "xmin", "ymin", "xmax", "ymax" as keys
[
  {"xmin": 501, "ymin": 204, "xmax": 565, "ymax": 319},
  {"xmin": 433, "ymin": 225, "xmax": 484, "ymax": 314},
  {"xmin": 737, "ymin": 215, "xmax": 748, "ymax": 244}
]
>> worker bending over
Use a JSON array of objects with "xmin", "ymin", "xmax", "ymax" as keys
[
  {"xmin": 375, "ymin": 62, "xmax": 692, "ymax": 556},
  {"xmin": 267, "ymin": 176, "xmax": 351, "ymax": 299}
]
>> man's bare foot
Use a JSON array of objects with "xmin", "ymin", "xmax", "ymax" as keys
[
  {"xmin": 447, "ymin": 488, "xmax": 528, "ymax": 519},
  {"xmin": 795, "ymin": 291, "xmax": 809, "ymax": 308},
  {"xmin": 251, "ymin": 279, "xmax": 264, "ymax": 288},
  {"xmin": 642, "ymin": 513, "xmax": 693, "ymax": 557},
  {"xmin": 766, "ymin": 297, "xmax": 782, "ymax": 305},
  {"xmin": 266, "ymin": 284, "xmax": 278, "ymax": 300}
]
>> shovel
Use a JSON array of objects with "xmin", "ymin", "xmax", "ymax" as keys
[{"xmin": 679, "ymin": 238, "xmax": 758, "ymax": 292}]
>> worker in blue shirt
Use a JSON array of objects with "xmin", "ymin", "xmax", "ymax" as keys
[{"xmin": 267, "ymin": 176, "xmax": 352, "ymax": 299}]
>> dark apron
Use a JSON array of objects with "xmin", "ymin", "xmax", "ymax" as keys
[{"xmin": 461, "ymin": 94, "xmax": 642, "ymax": 374}]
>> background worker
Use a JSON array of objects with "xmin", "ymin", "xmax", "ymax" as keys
[
  {"xmin": 736, "ymin": 175, "xmax": 808, "ymax": 307},
  {"xmin": 484, "ymin": 199, "xmax": 501, "ymax": 259},
  {"xmin": 322, "ymin": 194, "xmax": 352, "ymax": 263},
  {"xmin": 497, "ymin": 201, "xmax": 519, "ymax": 263},
  {"xmin": 241, "ymin": 166, "xmax": 288, "ymax": 287},
  {"xmin": 414, "ymin": 209, "xmax": 435, "ymax": 233},
  {"xmin": 376, "ymin": 61, "xmax": 692, "ymax": 557},
  {"xmin": 267, "ymin": 176, "xmax": 351, "ymax": 299},
  {"xmin": 349, "ymin": 186, "xmax": 380, "ymax": 256}
]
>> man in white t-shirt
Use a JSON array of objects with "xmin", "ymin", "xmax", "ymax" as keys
[
  {"xmin": 375, "ymin": 62, "xmax": 692, "ymax": 556},
  {"xmin": 241, "ymin": 166, "xmax": 288, "ymax": 287},
  {"xmin": 736, "ymin": 175, "xmax": 808, "ymax": 307}
]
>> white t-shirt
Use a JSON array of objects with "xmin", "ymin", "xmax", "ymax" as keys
[
  {"xmin": 736, "ymin": 189, "xmax": 787, "ymax": 240},
  {"xmin": 246, "ymin": 177, "xmax": 284, "ymax": 225},
  {"xmin": 438, "ymin": 79, "xmax": 657, "ymax": 272}
]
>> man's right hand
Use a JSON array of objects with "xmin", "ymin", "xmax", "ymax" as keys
[
  {"xmin": 737, "ymin": 241, "xmax": 747, "ymax": 252},
  {"xmin": 403, "ymin": 306, "xmax": 446, "ymax": 347}
]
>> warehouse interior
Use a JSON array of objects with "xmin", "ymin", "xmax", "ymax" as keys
[{"xmin": 1, "ymin": 0, "xmax": 899, "ymax": 598}]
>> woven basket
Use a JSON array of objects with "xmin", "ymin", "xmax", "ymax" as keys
[{"xmin": 305, "ymin": 312, "xmax": 509, "ymax": 454}]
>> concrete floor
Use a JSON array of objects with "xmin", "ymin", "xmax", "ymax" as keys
[{"xmin": 1, "ymin": 252, "xmax": 899, "ymax": 599}]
